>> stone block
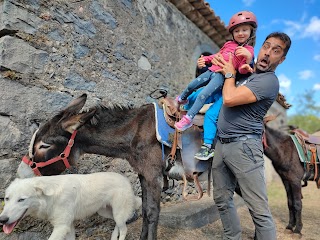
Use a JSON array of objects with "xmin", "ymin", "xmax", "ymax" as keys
[{"xmin": 0, "ymin": 36, "xmax": 48, "ymax": 74}]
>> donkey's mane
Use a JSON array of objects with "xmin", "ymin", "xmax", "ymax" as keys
[
  {"xmin": 265, "ymin": 123, "xmax": 290, "ymax": 140},
  {"xmin": 264, "ymin": 114, "xmax": 290, "ymax": 140},
  {"xmin": 85, "ymin": 103, "xmax": 136, "ymax": 127}
]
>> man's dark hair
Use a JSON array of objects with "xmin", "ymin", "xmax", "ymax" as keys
[{"xmin": 264, "ymin": 32, "xmax": 291, "ymax": 56}]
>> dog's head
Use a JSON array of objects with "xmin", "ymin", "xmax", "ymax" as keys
[{"xmin": 0, "ymin": 178, "xmax": 55, "ymax": 234}]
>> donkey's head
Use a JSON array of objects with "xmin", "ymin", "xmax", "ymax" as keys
[{"xmin": 17, "ymin": 94, "xmax": 96, "ymax": 178}]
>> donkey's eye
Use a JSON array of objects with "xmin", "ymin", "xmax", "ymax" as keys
[
  {"xmin": 18, "ymin": 198, "xmax": 25, "ymax": 202},
  {"xmin": 39, "ymin": 144, "xmax": 50, "ymax": 149}
]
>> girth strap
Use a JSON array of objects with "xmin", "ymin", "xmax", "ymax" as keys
[{"xmin": 309, "ymin": 145, "xmax": 318, "ymax": 181}]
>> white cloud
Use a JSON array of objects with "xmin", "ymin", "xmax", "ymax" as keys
[
  {"xmin": 314, "ymin": 55, "xmax": 320, "ymax": 61},
  {"xmin": 298, "ymin": 70, "xmax": 314, "ymax": 80},
  {"xmin": 283, "ymin": 20, "xmax": 302, "ymax": 37},
  {"xmin": 242, "ymin": 0, "xmax": 255, "ymax": 6},
  {"xmin": 313, "ymin": 83, "xmax": 320, "ymax": 90},
  {"xmin": 278, "ymin": 74, "xmax": 291, "ymax": 94},
  {"xmin": 282, "ymin": 16, "xmax": 320, "ymax": 41},
  {"xmin": 303, "ymin": 16, "xmax": 320, "ymax": 40}
]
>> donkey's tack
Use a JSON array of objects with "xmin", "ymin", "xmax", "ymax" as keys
[{"xmin": 181, "ymin": 127, "xmax": 211, "ymax": 175}]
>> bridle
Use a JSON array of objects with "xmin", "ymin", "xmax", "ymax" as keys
[{"xmin": 21, "ymin": 130, "xmax": 77, "ymax": 176}]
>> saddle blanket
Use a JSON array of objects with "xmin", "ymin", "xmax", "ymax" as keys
[
  {"xmin": 153, "ymin": 102, "xmax": 210, "ymax": 174},
  {"xmin": 290, "ymin": 134, "xmax": 319, "ymax": 164},
  {"xmin": 153, "ymin": 102, "xmax": 176, "ymax": 148}
]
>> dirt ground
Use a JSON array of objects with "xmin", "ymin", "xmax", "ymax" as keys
[{"xmin": 78, "ymin": 179, "xmax": 320, "ymax": 240}]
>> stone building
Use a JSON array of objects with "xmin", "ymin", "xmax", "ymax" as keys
[{"xmin": 0, "ymin": 0, "xmax": 288, "ymax": 238}]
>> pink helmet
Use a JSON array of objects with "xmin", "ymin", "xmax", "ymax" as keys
[{"xmin": 227, "ymin": 11, "xmax": 258, "ymax": 33}]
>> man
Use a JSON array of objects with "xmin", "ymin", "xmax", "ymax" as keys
[{"xmin": 211, "ymin": 32, "xmax": 291, "ymax": 240}]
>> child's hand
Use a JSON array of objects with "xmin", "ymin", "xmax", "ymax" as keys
[
  {"xmin": 239, "ymin": 64, "xmax": 253, "ymax": 73},
  {"xmin": 235, "ymin": 47, "xmax": 252, "ymax": 63},
  {"xmin": 197, "ymin": 55, "xmax": 206, "ymax": 69}
]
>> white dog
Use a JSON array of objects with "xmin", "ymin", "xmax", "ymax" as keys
[{"xmin": 0, "ymin": 172, "xmax": 141, "ymax": 240}]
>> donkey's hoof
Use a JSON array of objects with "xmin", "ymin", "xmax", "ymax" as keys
[
  {"xmin": 292, "ymin": 233, "xmax": 302, "ymax": 239},
  {"xmin": 284, "ymin": 228, "xmax": 293, "ymax": 234}
]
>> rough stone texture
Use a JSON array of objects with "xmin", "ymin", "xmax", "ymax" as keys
[
  {"xmin": 0, "ymin": 36, "xmax": 49, "ymax": 74},
  {"xmin": 159, "ymin": 194, "xmax": 245, "ymax": 229},
  {"xmin": 159, "ymin": 196, "xmax": 220, "ymax": 229},
  {"xmin": 0, "ymin": 159, "xmax": 19, "ymax": 196}
]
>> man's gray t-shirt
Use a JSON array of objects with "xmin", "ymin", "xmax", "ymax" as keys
[{"xmin": 217, "ymin": 72, "xmax": 279, "ymax": 138}]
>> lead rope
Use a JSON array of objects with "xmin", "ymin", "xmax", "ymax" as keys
[{"xmin": 165, "ymin": 105, "xmax": 180, "ymax": 171}]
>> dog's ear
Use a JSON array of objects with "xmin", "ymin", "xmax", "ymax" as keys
[{"xmin": 34, "ymin": 183, "xmax": 55, "ymax": 196}]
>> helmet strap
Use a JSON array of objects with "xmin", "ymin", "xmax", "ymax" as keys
[{"xmin": 232, "ymin": 27, "xmax": 256, "ymax": 47}]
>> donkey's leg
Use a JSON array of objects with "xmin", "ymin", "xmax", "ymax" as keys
[
  {"xmin": 282, "ymin": 179, "xmax": 295, "ymax": 232},
  {"xmin": 138, "ymin": 173, "xmax": 162, "ymax": 240},
  {"xmin": 290, "ymin": 181, "xmax": 303, "ymax": 235},
  {"xmin": 282, "ymin": 179, "xmax": 303, "ymax": 235},
  {"xmin": 139, "ymin": 174, "xmax": 149, "ymax": 240}
]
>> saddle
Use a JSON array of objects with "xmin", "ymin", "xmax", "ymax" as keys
[
  {"xmin": 291, "ymin": 128, "xmax": 320, "ymax": 188},
  {"xmin": 158, "ymin": 96, "xmax": 213, "ymax": 200},
  {"xmin": 159, "ymin": 96, "xmax": 212, "ymax": 128}
]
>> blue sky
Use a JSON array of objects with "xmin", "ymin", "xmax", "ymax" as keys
[{"xmin": 207, "ymin": 0, "xmax": 320, "ymax": 116}]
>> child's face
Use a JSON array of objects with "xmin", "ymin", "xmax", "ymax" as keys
[{"xmin": 232, "ymin": 24, "xmax": 252, "ymax": 44}]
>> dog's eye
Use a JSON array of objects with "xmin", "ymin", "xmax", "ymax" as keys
[
  {"xmin": 18, "ymin": 198, "xmax": 25, "ymax": 202},
  {"xmin": 4, "ymin": 197, "xmax": 9, "ymax": 201}
]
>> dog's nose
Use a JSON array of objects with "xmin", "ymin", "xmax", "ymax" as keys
[{"xmin": 0, "ymin": 216, "xmax": 9, "ymax": 225}]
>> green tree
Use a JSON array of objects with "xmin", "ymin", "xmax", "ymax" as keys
[
  {"xmin": 288, "ymin": 90, "xmax": 320, "ymax": 133},
  {"xmin": 288, "ymin": 114, "xmax": 320, "ymax": 133},
  {"xmin": 295, "ymin": 90, "xmax": 320, "ymax": 116}
]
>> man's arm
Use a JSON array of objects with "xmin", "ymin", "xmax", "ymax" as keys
[{"xmin": 213, "ymin": 53, "xmax": 257, "ymax": 107}]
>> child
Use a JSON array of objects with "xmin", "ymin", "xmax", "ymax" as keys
[
  {"xmin": 175, "ymin": 11, "xmax": 258, "ymax": 160},
  {"xmin": 175, "ymin": 11, "xmax": 257, "ymax": 135}
]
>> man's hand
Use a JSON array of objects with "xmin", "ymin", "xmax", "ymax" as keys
[
  {"xmin": 197, "ymin": 55, "xmax": 206, "ymax": 69},
  {"xmin": 212, "ymin": 53, "xmax": 236, "ymax": 76},
  {"xmin": 214, "ymin": 53, "xmax": 257, "ymax": 107}
]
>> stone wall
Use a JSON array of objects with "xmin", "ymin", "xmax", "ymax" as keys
[{"xmin": 0, "ymin": 0, "xmax": 220, "ymax": 187}]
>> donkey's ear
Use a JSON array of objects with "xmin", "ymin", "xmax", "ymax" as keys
[
  {"xmin": 63, "ymin": 94, "xmax": 87, "ymax": 115},
  {"xmin": 61, "ymin": 109, "xmax": 96, "ymax": 133}
]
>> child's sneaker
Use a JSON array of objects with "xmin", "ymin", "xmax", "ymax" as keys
[
  {"xmin": 174, "ymin": 115, "xmax": 192, "ymax": 131},
  {"xmin": 175, "ymin": 96, "xmax": 189, "ymax": 105},
  {"xmin": 194, "ymin": 145, "xmax": 214, "ymax": 160}
]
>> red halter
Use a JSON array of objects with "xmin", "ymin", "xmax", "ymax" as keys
[{"xmin": 22, "ymin": 130, "xmax": 77, "ymax": 176}]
